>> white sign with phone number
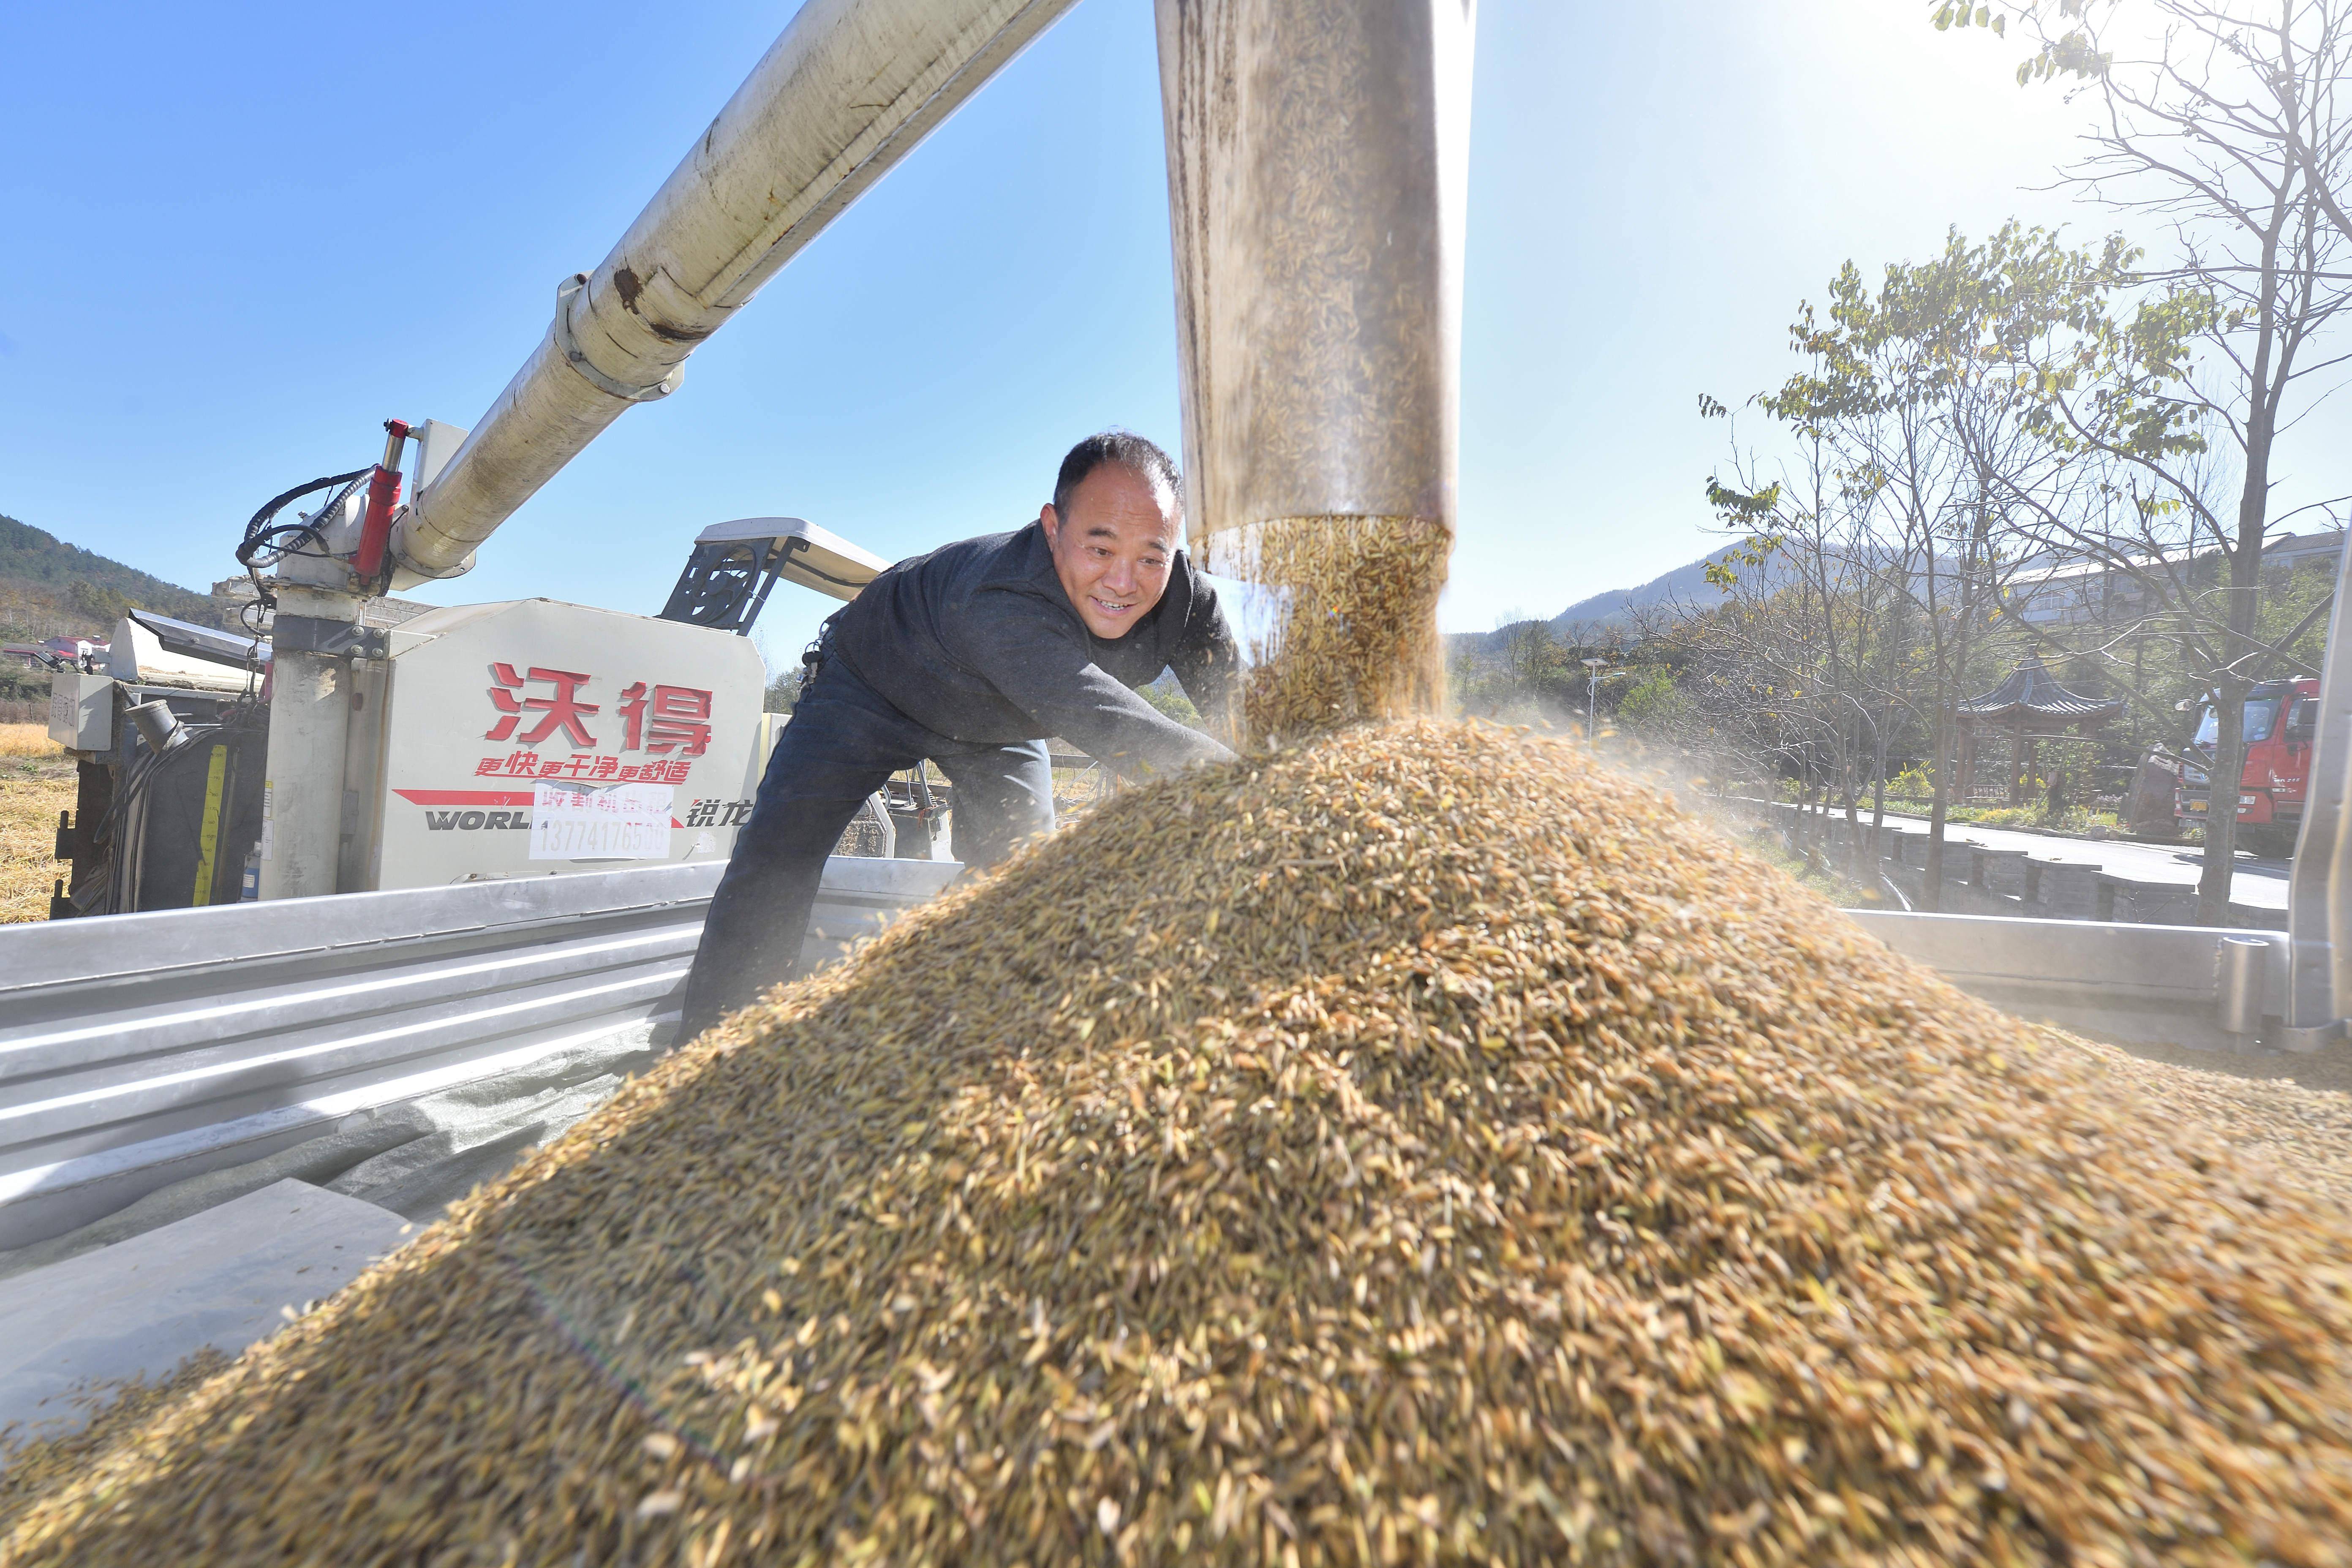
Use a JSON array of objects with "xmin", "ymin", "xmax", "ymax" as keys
[{"xmin": 530, "ymin": 782, "xmax": 674, "ymax": 860}]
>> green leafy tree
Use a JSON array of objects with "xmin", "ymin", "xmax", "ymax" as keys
[
  {"xmin": 1616, "ymin": 667, "xmax": 1690, "ymax": 731},
  {"xmin": 1706, "ymin": 225, "xmax": 2104, "ymax": 903},
  {"xmin": 0, "ymin": 514, "xmax": 237, "ymax": 629},
  {"xmin": 67, "ymin": 580, "xmax": 137, "ymax": 630},
  {"xmin": 1449, "ymin": 614, "xmax": 1598, "ymax": 723}
]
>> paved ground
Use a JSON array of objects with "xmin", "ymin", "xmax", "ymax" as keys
[
  {"xmin": 1868, "ymin": 808, "xmax": 2289, "ymax": 913},
  {"xmin": 0, "ymin": 1180, "xmax": 408, "ymax": 1447}
]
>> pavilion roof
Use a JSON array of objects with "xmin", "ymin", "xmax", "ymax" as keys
[{"xmin": 1958, "ymin": 657, "xmax": 2125, "ymax": 723}]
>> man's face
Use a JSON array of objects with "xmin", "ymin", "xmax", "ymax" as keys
[{"xmin": 1040, "ymin": 463, "xmax": 1179, "ymax": 640}]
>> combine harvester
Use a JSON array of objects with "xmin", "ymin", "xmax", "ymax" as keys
[
  {"xmin": 41, "ymin": 514, "xmax": 905, "ymax": 920},
  {"xmin": 5, "ymin": 0, "xmax": 2352, "ymax": 1443}
]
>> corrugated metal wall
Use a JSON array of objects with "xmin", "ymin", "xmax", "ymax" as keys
[{"xmin": 0, "ymin": 858, "xmax": 958, "ymax": 1252}]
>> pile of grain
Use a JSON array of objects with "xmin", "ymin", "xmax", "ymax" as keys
[
  {"xmin": 10, "ymin": 722, "xmax": 2352, "ymax": 1565},
  {"xmin": 2042, "ymin": 1030, "xmax": 2352, "ymax": 1205},
  {"xmin": 0, "ymin": 1351, "xmax": 226, "ymax": 1523}
]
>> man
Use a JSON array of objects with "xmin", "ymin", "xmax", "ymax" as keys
[{"xmin": 678, "ymin": 431, "xmax": 1239, "ymax": 1036}]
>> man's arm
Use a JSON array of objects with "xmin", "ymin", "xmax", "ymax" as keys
[{"xmin": 965, "ymin": 600, "xmax": 1235, "ymax": 778}]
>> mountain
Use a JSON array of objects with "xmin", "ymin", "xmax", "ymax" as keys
[
  {"xmin": 0, "ymin": 515, "xmax": 235, "ymax": 710},
  {"xmin": 0, "ymin": 514, "xmax": 228, "ymax": 627},
  {"xmin": 1451, "ymin": 544, "xmax": 1776, "ymax": 656},
  {"xmin": 1542, "ymin": 550, "xmax": 1733, "ymax": 636}
]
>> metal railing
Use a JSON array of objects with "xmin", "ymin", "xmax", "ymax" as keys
[
  {"xmin": 1851, "ymin": 910, "xmax": 2282, "ymax": 1056},
  {"xmin": 1727, "ymin": 799, "xmax": 2308, "ymax": 1052},
  {"xmin": 1733, "ymin": 798, "xmax": 2284, "ymax": 928}
]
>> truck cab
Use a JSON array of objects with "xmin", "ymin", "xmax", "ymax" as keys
[{"xmin": 2178, "ymin": 676, "xmax": 2321, "ymax": 858}]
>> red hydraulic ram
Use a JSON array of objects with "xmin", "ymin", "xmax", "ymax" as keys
[{"xmin": 354, "ymin": 419, "xmax": 412, "ymax": 587}]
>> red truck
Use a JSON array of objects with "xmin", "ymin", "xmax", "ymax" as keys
[{"xmin": 2178, "ymin": 675, "xmax": 2320, "ymax": 857}]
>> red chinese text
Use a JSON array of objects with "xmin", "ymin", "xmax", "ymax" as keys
[
  {"xmin": 485, "ymin": 664, "xmax": 600, "ymax": 749},
  {"xmin": 482, "ymin": 664, "xmax": 714, "ymax": 759},
  {"xmin": 618, "ymin": 683, "xmax": 713, "ymax": 757},
  {"xmin": 472, "ymin": 751, "xmax": 692, "ymax": 784}
]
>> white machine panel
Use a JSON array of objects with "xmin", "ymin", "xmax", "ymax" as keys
[
  {"xmin": 48, "ymin": 671, "xmax": 115, "ymax": 751},
  {"xmin": 103, "ymin": 618, "xmax": 252, "ymax": 694},
  {"xmin": 368, "ymin": 600, "xmax": 765, "ymax": 890},
  {"xmin": 410, "ymin": 419, "xmax": 468, "ymax": 494}
]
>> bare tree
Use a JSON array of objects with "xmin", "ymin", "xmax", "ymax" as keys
[
  {"xmin": 1696, "ymin": 411, "xmax": 1923, "ymax": 878},
  {"xmin": 1950, "ymin": 0, "xmax": 2352, "ymax": 917}
]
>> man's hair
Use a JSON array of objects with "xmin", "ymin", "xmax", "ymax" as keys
[{"xmin": 1052, "ymin": 431, "xmax": 1182, "ymax": 521}]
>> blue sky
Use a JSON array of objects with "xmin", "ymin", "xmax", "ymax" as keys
[{"xmin": 4, "ymin": 1, "xmax": 2347, "ymax": 677}]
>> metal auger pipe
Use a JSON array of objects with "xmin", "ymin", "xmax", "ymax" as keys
[{"xmin": 391, "ymin": 0, "xmax": 1079, "ymax": 581}]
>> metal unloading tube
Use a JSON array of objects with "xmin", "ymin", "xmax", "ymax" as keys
[
  {"xmin": 1157, "ymin": 0, "xmax": 1475, "ymax": 740},
  {"xmin": 391, "ymin": 0, "xmax": 1080, "ymax": 581}
]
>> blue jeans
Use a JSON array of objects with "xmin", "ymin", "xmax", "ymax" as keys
[{"xmin": 678, "ymin": 654, "xmax": 1052, "ymax": 1035}]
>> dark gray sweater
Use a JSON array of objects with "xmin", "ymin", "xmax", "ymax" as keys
[{"xmin": 826, "ymin": 523, "xmax": 1239, "ymax": 776}]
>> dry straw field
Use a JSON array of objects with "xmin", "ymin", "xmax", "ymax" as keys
[
  {"xmin": 0, "ymin": 724, "xmax": 70, "ymax": 923},
  {"xmin": 8, "ymin": 721, "xmax": 2352, "ymax": 1565}
]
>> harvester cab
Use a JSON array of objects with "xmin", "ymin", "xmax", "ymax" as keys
[
  {"xmin": 651, "ymin": 516, "xmax": 949, "ymax": 858},
  {"xmin": 657, "ymin": 517, "xmax": 887, "ymax": 628}
]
